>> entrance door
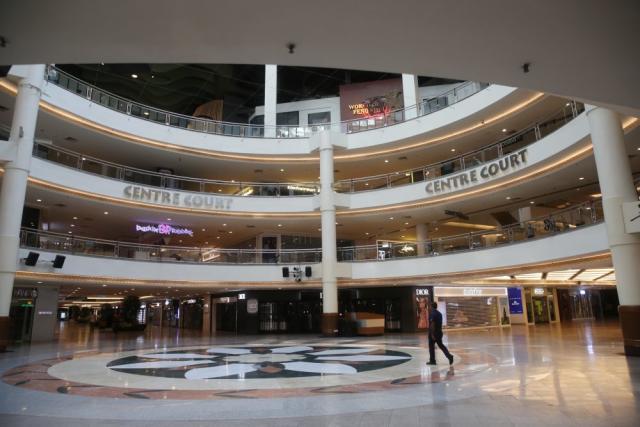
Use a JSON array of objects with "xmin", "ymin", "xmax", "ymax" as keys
[{"xmin": 533, "ymin": 296, "xmax": 549, "ymax": 323}]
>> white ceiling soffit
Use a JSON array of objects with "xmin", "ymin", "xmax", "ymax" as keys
[{"xmin": 1, "ymin": 1, "xmax": 639, "ymax": 115}]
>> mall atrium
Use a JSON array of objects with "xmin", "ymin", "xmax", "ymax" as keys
[{"xmin": 0, "ymin": 1, "xmax": 639, "ymax": 426}]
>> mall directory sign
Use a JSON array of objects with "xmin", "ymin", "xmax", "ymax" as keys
[{"xmin": 507, "ymin": 288, "xmax": 524, "ymax": 314}]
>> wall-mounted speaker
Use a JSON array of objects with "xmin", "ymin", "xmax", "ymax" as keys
[
  {"xmin": 282, "ymin": 267, "xmax": 289, "ymax": 278},
  {"xmin": 25, "ymin": 251, "xmax": 40, "ymax": 266},
  {"xmin": 305, "ymin": 266, "xmax": 312, "ymax": 277},
  {"xmin": 52, "ymin": 255, "xmax": 66, "ymax": 269}
]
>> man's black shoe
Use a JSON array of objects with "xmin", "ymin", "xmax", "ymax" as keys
[
  {"xmin": 447, "ymin": 355, "xmax": 454, "ymax": 365},
  {"xmin": 426, "ymin": 361, "xmax": 437, "ymax": 365}
]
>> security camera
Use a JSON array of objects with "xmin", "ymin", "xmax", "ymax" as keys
[{"xmin": 287, "ymin": 43, "xmax": 296, "ymax": 54}]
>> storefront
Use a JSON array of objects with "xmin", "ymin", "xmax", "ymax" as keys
[
  {"xmin": 433, "ymin": 287, "xmax": 510, "ymax": 330},
  {"xmin": 524, "ymin": 287, "xmax": 559, "ymax": 324}
]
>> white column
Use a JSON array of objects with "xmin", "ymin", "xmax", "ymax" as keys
[
  {"xmin": 0, "ymin": 65, "xmax": 45, "ymax": 349},
  {"xmin": 586, "ymin": 105, "xmax": 640, "ymax": 356},
  {"xmin": 264, "ymin": 64, "xmax": 277, "ymax": 138},
  {"xmin": 402, "ymin": 74, "xmax": 420, "ymax": 120},
  {"xmin": 319, "ymin": 131, "xmax": 338, "ymax": 335},
  {"xmin": 415, "ymin": 223, "xmax": 428, "ymax": 256}
]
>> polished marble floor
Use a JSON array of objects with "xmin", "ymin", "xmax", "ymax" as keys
[{"xmin": 0, "ymin": 321, "xmax": 639, "ymax": 426}]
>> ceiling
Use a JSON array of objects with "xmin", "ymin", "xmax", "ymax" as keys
[{"xmin": 1, "ymin": 1, "xmax": 639, "ymax": 115}]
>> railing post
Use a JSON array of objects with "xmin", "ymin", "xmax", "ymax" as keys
[
  {"xmin": 386, "ymin": 175, "xmax": 391, "ymax": 188},
  {"xmin": 86, "ymin": 87, "xmax": 92, "ymax": 100},
  {"xmin": 534, "ymin": 124, "xmax": 541, "ymax": 140},
  {"xmin": 165, "ymin": 114, "xmax": 171, "ymax": 126},
  {"xmin": 126, "ymin": 103, "xmax": 132, "ymax": 115},
  {"xmin": 200, "ymin": 181, "xmax": 205, "ymax": 192},
  {"xmin": 497, "ymin": 143, "xmax": 504, "ymax": 157},
  {"xmin": 114, "ymin": 243, "xmax": 119, "ymax": 257}
]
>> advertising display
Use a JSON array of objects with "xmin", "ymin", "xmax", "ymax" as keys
[
  {"xmin": 339, "ymin": 78, "xmax": 403, "ymax": 120},
  {"xmin": 414, "ymin": 287, "xmax": 432, "ymax": 330},
  {"xmin": 508, "ymin": 287, "xmax": 524, "ymax": 314}
]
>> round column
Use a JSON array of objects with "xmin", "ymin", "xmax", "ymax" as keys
[
  {"xmin": 319, "ymin": 131, "xmax": 338, "ymax": 336},
  {"xmin": 415, "ymin": 223, "xmax": 428, "ymax": 256},
  {"xmin": 0, "ymin": 65, "xmax": 46, "ymax": 351},
  {"xmin": 586, "ymin": 106, "xmax": 640, "ymax": 356}
]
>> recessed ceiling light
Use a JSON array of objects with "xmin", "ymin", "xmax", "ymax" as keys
[
  {"xmin": 222, "ymin": 223, "xmax": 227, "ymax": 227},
  {"xmin": 228, "ymin": 231, "xmax": 233, "ymax": 234},
  {"xmin": 530, "ymin": 201, "xmax": 535, "ymax": 204},
  {"xmin": 502, "ymin": 128, "xmax": 507, "ymax": 132},
  {"xmin": 365, "ymin": 232, "xmax": 370, "ymax": 235},
  {"xmin": 205, "ymin": 241, "xmax": 208, "ymax": 244},
  {"xmin": 280, "ymin": 168, "xmax": 285, "ymax": 172},
  {"xmin": 104, "ymin": 211, "xmax": 109, "ymax": 215},
  {"xmin": 70, "ymin": 224, "xmax": 75, "ymax": 227},
  {"xmin": 404, "ymin": 222, "xmax": 409, "ymax": 225},
  {"xmin": 384, "ymin": 160, "xmax": 389, "ymax": 163},
  {"xmin": 102, "ymin": 284, "xmax": 107, "ymax": 287},
  {"xmin": 579, "ymin": 177, "xmax": 584, "ymax": 181},
  {"xmin": 37, "ymin": 281, "xmax": 43, "ymax": 284},
  {"xmin": 401, "ymin": 235, "xmax": 405, "ymax": 238},
  {"xmin": 389, "ymin": 217, "xmax": 394, "ymax": 220},
  {"xmin": 277, "ymin": 224, "xmax": 282, "ymax": 227},
  {"xmin": 217, "ymin": 236, "xmax": 220, "ymax": 239},
  {"xmin": 68, "ymin": 231, "xmax": 72, "ymax": 234},
  {"xmin": 167, "ymin": 218, "xmax": 172, "ymax": 221},
  {"xmin": 73, "ymin": 216, "xmax": 78, "ymax": 220},
  {"xmin": 36, "ymin": 199, "xmax": 42, "ymax": 202},
  {"xmin": 506, "ymin": 196, "xmax": 511, "ymax": 200},
  {"xmin": 131, "ymin": 74, "xmax": 138, "ymax": 79},
  {"xmin": 218, "ymin": 189, "xmax": 222, "ymax": 192},
  {"xmin": 450, "ymin": 148, "xmax": 456, "ymax": 152},
  {"xmin": 202, "ymin": 228, "xmax": 206, "ymax": 231}
]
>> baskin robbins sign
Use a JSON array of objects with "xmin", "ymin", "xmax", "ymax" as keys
[
  {"xmin": 426, "ymin": 149, "xmax": 528, "ymax": 195},
  {"xmin": 123, "ymin": 185, "xmax": 233, "ymax": 211},
  {"xmin": 136, "ymin": 223, "xmax": 194, "ymax": 237}
]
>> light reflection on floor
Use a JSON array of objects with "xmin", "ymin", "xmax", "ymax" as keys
[{"xmin": 0, "ymin": 321, "xmax": 638, "ymax": 426}]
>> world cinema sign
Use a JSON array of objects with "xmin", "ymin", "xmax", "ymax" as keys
[
  {"xmin": 425, "ymin": 149, "xmax": 528, "ymax": 194},
  {"xmin": 123, "ymin": 185, "xmax": 233, "ymax": 210}
]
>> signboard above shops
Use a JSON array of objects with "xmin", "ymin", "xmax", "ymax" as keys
[
  {"xmin": 622, "ymin": 201, "xmax": 640, "ymax": 234},
  {"xmin": 434, "ymin": 287, "xmax": 508, "ymax": 297}
]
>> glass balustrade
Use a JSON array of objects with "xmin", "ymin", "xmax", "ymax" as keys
[
  {"xmin": 31, "ymin": 101, "xmax": 583, "ymax": 197},
  {"xmin": 334, "ymin": 101, "xmax": 584, "ymax": 193},
  {"xmin": 45, "ymin": 66, "xmax": 488, "ymax": 138},
  {"xmin": 19, "ymin": 200, "xmax": 603, "ymax": 265}
]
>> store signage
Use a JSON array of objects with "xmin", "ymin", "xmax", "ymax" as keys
[
  {"xmin": 286, "ymin": 185, "xmax": 318, "ymax": 194},
  {"xmin": 534, "ymin": 288, "xmax": 545, "ymax": 295},
  {"xmin": 339, "ymin": 78, "xmax": 403, "ymax": 120},
  {"xmin": 13, "ymin": 288, "xmax": 37, "ymax": 299},
  {"xmin": 463, "ymin": 288, "xmax": 482, "ymax": 296},
  {"xmin": 186, "ymin": 299, "xmax": 196, "ymax": 304},
  {"xmin": 123, "ymin": 185, "xmax": 233, "ymax": 211},
  {"xmin": 436, "ymin": 286, "xmax": 507, "ymax": 297},
  {"xmin": 37, "ymin": 311, "xmax": 53, "ymax": 315},
  {"xmin": 136, "ymin": 223, "xmax": 194, "ymax": 237},
  {"xmin": 416, "ymin": 289, "xmax": 430, "ymax": 296},
  {"xmin": 622, "ymin": 201, "xmax": 640, "ymax": 234},
  {"xmin": 507, "ymin": 288, "xmax": 524, "ymax": 314},
  {"xmin": 238, "ymin": 293, "xmax": 246, "ymax": 300},
  {"xmin": 247, "ymin": 299, "xmax": 258, "ymax": 314},
  {"xmin": 425, "ymin": 149, "xmax": 528, "ymax": 195}
]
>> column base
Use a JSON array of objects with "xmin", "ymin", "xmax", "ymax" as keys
[
  {"xmin": 619, "ymin": 305, "xmax": 640, "ymax": 357},
  {"xmin": 321, "ymin": 313, "xmax": 339, "ymax": 337},
  {"xmin": 0, "ymin": 316, "xmax": 10, "ymax": 352}
]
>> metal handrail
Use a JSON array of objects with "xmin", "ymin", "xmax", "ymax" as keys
[
  {"xmin": 30, "ymin": 100, "xmax": 581, "ymax": 197},
  {"xmin": 45, "ymin": 66, "xmax": 489, "ymax": 138},
  {"xmin": 32, "ymin": 140, "xmax": 320, "ymax": 197},
  {"xmin": 19, "ymin": 200, "xmax": 603, "ymax": 265},
  {"xmin": 334, "ymin": 101, "xmax": 584, "ymax": 192}
]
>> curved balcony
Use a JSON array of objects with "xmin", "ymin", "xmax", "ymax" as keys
[
  {"xmin": 46, "ymin": 66, "xmax": 489, "ymax": 138},
  {"xmin": 28, "ymin": 101, "xmax": 585, "ymax": 210},
  {"xmin": 17, "ymin": 201, "xmax": 607, "ymax": 283},
  {"xmin": 0, "ymin": 67, "xmax": 533, "ymax": 159}
]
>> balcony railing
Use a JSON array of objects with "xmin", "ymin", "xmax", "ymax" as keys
[
  {"xmin": 19, "ymin": 201, "xmax": 603, "ymax": 265},
  {"xmin": 32, "ymin": 141, "xmax": 319, "ymax": 197},
  {"xmin": 30, "ymin": 100, "xmax": 581, "ymax": 198},
  {"xmin": 44, "ymin": 66, "xmax": 488, "ymax": 139},
  {"xmin": 334, "ymin": 101, "xmax": 584, "ymax": 193}
]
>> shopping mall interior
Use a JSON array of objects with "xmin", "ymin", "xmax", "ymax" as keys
[{"xmin": 0, "ymin": 1, "xmax": 639, "ymax": 426}]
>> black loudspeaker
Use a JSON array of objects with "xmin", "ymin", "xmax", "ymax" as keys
[
  {"xmin": 25, "ymin": 251, "xmax": 40, "ymax": 266},
  {"xmin": 52, "ymin": 255, "xmax": 66, "ymax": 269},
  {"xmin": 305, "ymin": 266, "xmax": 312, "ymax": 277},
  {"xmin": 282, "ymin": 267, "xmax": 289, "ymax": 278}
]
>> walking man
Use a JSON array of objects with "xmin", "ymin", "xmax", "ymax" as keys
[{"xmin": 427, "ymin": 302, "xmax": 454, "ymax": 365}]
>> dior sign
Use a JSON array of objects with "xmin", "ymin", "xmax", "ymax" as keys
[
  {"xmin": 426, "ymin": 149, "xmax": 528, "ymax": 195},
  {"xmin": 123, "ymin": 185, "xmax": 233, "ymax": 210}
]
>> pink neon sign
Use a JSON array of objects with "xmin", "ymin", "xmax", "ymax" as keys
[{"xmin": 135, "ymin": 224, "xmax": 193, "ymax": 237}]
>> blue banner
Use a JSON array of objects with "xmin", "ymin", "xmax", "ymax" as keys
[{"xmin": 508, "ymin": 287, "xmax": 524, "ymax": 314}]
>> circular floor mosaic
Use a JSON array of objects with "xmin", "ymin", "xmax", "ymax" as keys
[{"xmin": 2, "ymin": 344, "xmax": 497, "ymax": 400}]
